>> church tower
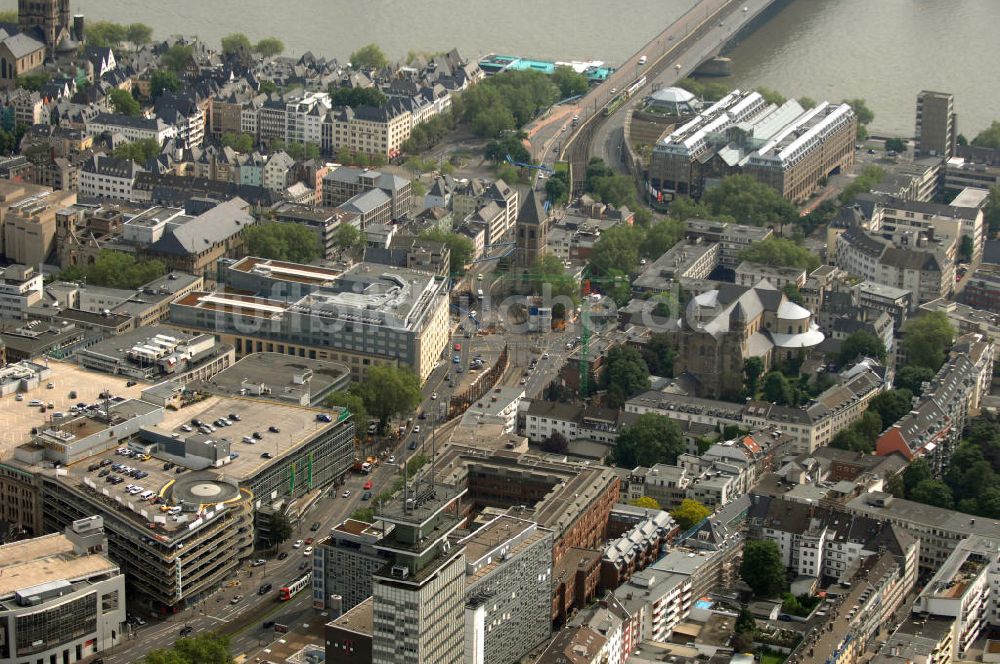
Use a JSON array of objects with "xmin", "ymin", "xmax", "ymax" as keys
[{"xmin": 18, "ymin": 0, "xmax": 71, "ymax": 54}]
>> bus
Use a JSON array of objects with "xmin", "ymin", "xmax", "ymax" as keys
[{"xmin": 278, "ymin": 572, "xmax": 311, "ymax": 601}]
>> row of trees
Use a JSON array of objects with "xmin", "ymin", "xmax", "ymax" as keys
[
  {"xmin": 220, "ymin": 33, "xmax": 285, "ymax": 58},
  {"xmin": 142, "ymin": 632, "xmax": 231, "ymax": 664},
  {"xmin": 668, "ymin": 174, "xmax": 798, "ymax": 228},
  {"xmin": 327, "ymin": 85, "xmax": 387, "ymax": 109},
  {"xmin": 86, "ymin": 21, "xmax": 153, "ymax": 48},
  {"xmin": 59, "ymin": 251, "xmax": 165, "ymax": 289},
  {"xmin": 738, "ymin": 236, "xmax": 820, "ymax": 272}
]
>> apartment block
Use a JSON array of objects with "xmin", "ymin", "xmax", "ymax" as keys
[
  {"xmin": 0, "ymin": 263, "xmax": 43, "ymax": 320},
  {"xmin": 315, "ymin": 518, "xmax": 392, "ymax": 613},
  {"xmin": 84, "ymin": 113, "xmax": 177, "ymax": 144},
  {"xmin": 915, "ymin": 91, "xmax": 957, "ymax": 158},
  {"xmin": 964, "ymin": 263, "xmax": 1000, "ymax": 312},
  {"xmin": 871, "ymin": 196, "xmax": 984, "ymax": 265},
  {"xmin": 78, "ymin": 155, "xmax": 144, "ymax": 202},
  {"xmin": 2, "ymin": 186, "xmax": 77, "ymax": 266},
  {"xmin": 322, "ymin": 166, "xmax": 412, "ymax": 222},
  {"xmin": 452, "ymin": 178, "xmax": 518, "ymax": 243},
  {"xmin": 735, "ymin": 262, "xmax": 807, "ymax": 290}
]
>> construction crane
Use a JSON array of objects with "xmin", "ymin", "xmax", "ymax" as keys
[{"xmin": 505, "ymin": 154, "xmax": 555, "ymax": 173}]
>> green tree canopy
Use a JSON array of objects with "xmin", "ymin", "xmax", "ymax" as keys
[
  {"xmin": 420, "ymin": 227, "xmax": 474, "ymax": 274},
  {"xmin": 755, "ymin": 86, "xmax": 786, "ymax": 105},
  {"xmin": 839, "ymin": 330, "xmax": 886, "ymax": 365},
  {"xmin": 484, "ymin": 134, "xmax": 530, "ymax": 164},
  {"xmin": 126, "ymin": 23, "xmax": 153, "ymax": 47},
  {"xmin": 762, "ymin": 371, "xmax": 794, "ymax": 405},
  {"xmin": 323, "ymin": 390, "xmax": 368, "ymax": 435},
  {"xmin": 782, "ymin": 282, "xmax": 804, "ymax": 305},
  {"xmin": 972, "ymin": 121, "xmax": 1000, "ymax": 149},
  {"xmin": 221, "ymin": 33, "xmax": 252, "ymax": 57},
  {"xmin": 895, "ymin": 365, "xmax": 935, "ymax": 396},
  {"xmin": 254, "ymin": 37, "xmax": 285, "ymax": 58},
  {"xmin": 328, "ymin": 86, "xmax": 388, "ymax": 109},
  {"xmin": 867, "ymin": 389, "xmax": 913, "ymax": 428},
  {"xmin": 884, "ymin": 137, "xmax": 907, "ymax": 153},
  {"xmin": 149, "ymin": 69, "xmax": 181, "ymax": 99},
  {"xmin": 59, "ymin": 250, "xmax": 165, "ymax": 289},
  {"xmin": 699, "ymin": 174, "xmax": 798, "ymax": 228},
  {"xmin": 909, "ymin": 479, "xmax": 953, "ymax": 509},
  {"xmin": 16, "ymin": 71, "xmax": 51, "ymax": 91},
  {"xmin": 161, "ymin": 44, "xmax": 194, "ymax": 72},
  {"xmin": 629, "ymin": 496, "xmax": 661, "ymax": 510},
  {"xmin": 86, "ymin": 21, "xmax": 127, "ymax": 47},
  {"xmin": 739, "ymin": 237, "xmax": 820, "ymax": 271},
  {"xmin": 671, "ymin": 498, "xmax": 711, "ymax": 531},
  {"xmin": 986, "ymin": 186, "xmax": 1000, "ymax": 234},
  {"xmin": 245, "ymin": 223, "xmax": 322, "ymax": 263},
  {"xmin": 588, "ymin": 224, "xmax": 645, "ymax": 277},
  {"xmin": 331, "ymin": 223, "xmax": 364, "ymax": 254},
  {"xmin": 603, "ymin": 346, "xmax": 651, "ymax": 407},
  {"xmin": 112, "ymin": 138, "xmax": 163, "ymax": 163},
  {"xmin": 840, "ymin": 164, "xmax": 885, "ymax": 204},
  {"xmin": 542, "ymin": 431, "xmax": 569, "ymax": 454},
  {"xmin": 829, "ymin": 427, "xmax": 873, "ymax": 454},
  {"xmin": 452, "ymin": 70, "xmax": 558, "ymax": 136},
  {"xmin": 674, "ymin": 77, "xmax": 730, "ymax": 102},
  {"xmin": 610, "ymin": 413, "xmax": 683, "ymax": 468},
  {"xmin": 552, "ymin": 66, "xmax": 589, "ymax": 98},
  {"xmin": 741, "ymin": 540, "xmax": 786, "ymax": 597},
  {"xmin": 221, "ymin": 132, "xmax": 254, "ymax": 153},
  {"xmin": 269, "ymin": 512, "xmax": 293, "ymax": 544},
  {"xmin": 639, "ymin": 333, "xmax": 676, "ymax": 377},
  {"xmin": 109, "ymin": 88, "xmax": 140, "ymax": 116},
  {"xmin": 641, "ymin": 219, "xmax": 684, "ymax": 259},
  {"xmin": 845, "ymin": 98, "xmax": 874, "ymax": 139},
  {"xmin": 350, "ymin": 43, "xmax": 389, "ymax": 69},
  {"xmin": 353, "ymin": 366, "xmax": 421, "ymax": 429},
  {"xmin": 142, "ymin": 632, "xmax": 232, "ymax": 664},
  {"xmin": 526, "ymin": 253, "xmax": 577, "ymax": 302},
  {"xmin": 798, "ymin": 96, "xmax": 817, "ymax": 110},
  {"xmin": 545, "ymin": 171, "xmax": 569, "ymax": 205},
  {"xmin": 743, "ymin": 357, "xmax": 764, "ymax": 398},
  {"xmin": 901, "ymin": 311, "xmax": 955, "ymax": 371}
]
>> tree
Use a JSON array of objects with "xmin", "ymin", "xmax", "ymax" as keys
[
  {"xmin": 739, "ymin": 237, "xmax": 820, "ymax": 271},
  {"xmin": 671, "ymin": 498, "xmax": 711, "ymax": 531},
  {"xmin": 126, "ymin": 23, "xmax": 153, "ymax": 47},
  {"xmin": 324, "ymin": 390, "xmax": 367, "ymax": 435},
  {"xmin": 245, "ymin": 223, "xmax": 322, "ymax": 263},
  {"xmin": 867, "ymin": 389, "xmax": 913, "ymax": 428},
  {"xmin": 350, "ymin": 43, "xmax": 389, "ymax": 69},
  {"xmin": 959, "ymin": 235, "xmax": 974, "ymax": 262},
  {"xmin": 545, "ymin": 172, "xmax": 569, "ymax": 205},
  {"xmin": 143, "ymin": 632, "xmax": 232, "ymax": 664},
  {"xmin": 845, "ymin": 98, "xmax": 874, "ymax": 139},
  {"xmin": 642, "ymin": 219, "xmax": 684, "ymax": 260},
  {"xmin": 16, "ymin": 71, "xmax": 51, "ymax": 91},
  {"xmin": 603, "ymin": 346, "xmax": 650, "ymax": 408},
  {"xmin": 736, "ymin": 607, "xmax": 757, "ymax": 635},
  {"xmin": 109, "ymin": 88, "xmax": 140, "ymax": 116},
  {"xmin": 552, "ymin": 66, "xmax": 589, "ymax": 98},
  {"xmin": 885, "ymin": 137, "xmax": 907, "ymax": 153},
  {"xmin": 525, "ymin": 254, "xmax": 577, "ymax": 302},
  {"xmin": 839, "ymin": 330, "xmax": 886, "ymax": 365},
  {"xmin": 610, "ymin": 413, "xmax": 683, "ymax": 468},
  {"xmin": 221, "ymin": 132, "xmax": 254, "ymax": 153},
  {"xmin": 254, "ymin": 37, "xmax": 285, "ymax": 58},
  {"xmin": 112, "ymin": 138, "xmax": 162, "ymax": 163},
  {"xmin": 484, "ymin": 134, "xmax": 530, "ymax": 164},
  {"xmin": 328, "ymin": 86, "xmax": 388, "ymax": 109},
  {"xmin": 221, "ymin": 33, "xmax": 252, "ymax": 57},
  {"xmin": 798, "ymin": 96, "xmax": 817, "ymax": 110},
  {"xmin": 743, "ymin": 357, "xmax": 764, "ymax": 398},
  {"xmin": 741, "ymin": 540, "xmax": 786, "ymax": 597},
  {"xmin": 901, "ymin": 311, "xmax": 955, "ymax": 371},
  {"xmin": 86, "ymin": 21, "xmax": 127, "ymax": 47},
  {"xmin": 762, "ymin": 372, "xmax": 794, "ymax": 406},
  {"xmin": 589, "ymin": 224, "xmax": 645, "ymax": 277},
  {"xmin": 420, "ymin": 227, "xmax": 474, "ymax": 274},
  {"xmin": 270, "ymin": 512, "xmax": 293, "ymax": 543},
  {"xmin": 782, "ymin": 282, "xmax": 804, "ymax": 305},
  {"xmin": 854, "ymin": 410, "xmax": 883, "ymax": 445},
  {"xmin": 352, "ymin": 366, "xmax": 421, "ymax": 430},
  {"xmin": 903, "ymin": 458, "xmax": 933, "ymax": 495},
  {"xmin": 829, "ymin": 427, "xmax": 872, "ymax": 454},
  {"xmin": 755, "ymin": 86, "xmax": 786, "ymax": 105},
  {"xmin": 700, "ymin": 174, "xmax": 798, "ymax": 228},
  {"xmin": 149, "ymin": 69, "xmax": 181, "ymax": 99},
  {"xmin": 59, "ymin": 250, "xmax": 165, "ymax": 289},
  {"xmin": 640, "ymin": 333, "xmax": 676, "ymax": 377},
  {"xmin": 839, "ymin": 165, "xmax": 885, "ymax": 204},
  {"xmin": 542, "ymin": 432, "xmax": 569, "ymax": 454},
  {"xmin": 629, "ymin": 496, "xmax": 661, "ymax": 510},
  {"xmin": 972, "ymin": 121, "xmax": 1000, "ymax": 149},
  {"xmin": 161, "ymin": 44, "xmax": 194, "ymax": 72},
  {"xmin": 259, "ymin": 80, "xmax": 278, "ymax": 95},
  {"xmin": 331, "ymin": 223, "xmax": 363, "ymax": 254},
  {"xmin": 895, "ymin": 365, "xmax": 934, "ymax": 396},
  {"xmin": 452, "ymin": 70, "xmax": 558, "ymax": 136},
  {"xmin": 983, "ymin": 186, "xmax": 1000, "ymax": 234},
  {"xmin": 909, "ymin": 479, "xmax": 953, "ymax": 509}
]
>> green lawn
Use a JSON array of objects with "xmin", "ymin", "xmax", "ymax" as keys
[{"xmin": 761, "ymin": 653, "xmax": 785, "ymax": 664}]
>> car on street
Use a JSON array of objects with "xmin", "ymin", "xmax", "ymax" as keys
[
  {"xmin": 413, "ymin": 425, "xmax": 420, "ymax": 433},
  {"xmin": 454, "ymin": 342, "xmax": 461, "ymax": 351},
  {"xmin": 387, "ymin": 455, "xmax": 395, "ymax": 464},
  {"xmin": 310, "ymin": 521, "xmax": 321, "ymax": 531},
  {"xmin": 363, "ymin": 480, "xmax": 373, "ymax": 490},
  {"xmin": 258, "ymin": 583, "xmax": 272, "ymax": 595},
  {"xmin": 343, "ymin": 490, "xmax": 352, "ymax": 498},
  {"xmin": 230, "ymin": 595, "xmax": 243, "ymax": 605},
  {"xmin": 452, "ymin": 354, "xmax": 460, "ymax": 363},
  {"xmin": 299, "ymin": 561, "xmax": 309, "ymax": 571},
  {"xmin": 303, "ymin": 546, "xmax": 314, "ymax": 556},
  {"xmin": 277, "ymin": 551, "xmax": 288, "ymax": 561},
  {"xmin": 431, "ymin": 392, "xmax": 437, "ymax": 400},
  {"xmin": 409, "ymin": 440, "xmax": 418, "ymax": 450},
  {"xmin": 292, "ymin": 539, "xmax": 303, "ymax": 549},
  {"xmin": 363, "ymin": 491, "xmax": 372, "ymax": 500},
  {"xmin": 418, "ymin": 412, "xmax": 427, "ymax": 420},
  {"xmin": 251, "ymin": 559, "xmax": 265, "ymax": 567},
  {"xmin": 179, "ymin": 626, "xmax": 194, "ymax": 637}
]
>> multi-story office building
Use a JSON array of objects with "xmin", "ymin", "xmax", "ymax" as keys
[
  {"xmin": 371, "ymin": 484, "xmax": 468, "ymax": 664},
  {"xmin": 943, "ymin": 148, "xmax": 1000, "ymax": 195},
  {"xmin": 0, "ymin": 264, "xmax": 43, "ymax": 320},
  {"xmin": 315, "ymin": 518, "xmax": 392, "ymax": 613},
  {"xmin": 285, "ymin": 91, "xmax": 332, "ymax": 148},
  {"xmin": 633, "ymin": 241, "xmax": 719, "ymax": 292},
  {"xmin": 855, "ymin": 281, "xmax": 912, "ymax": 331},
  {"xmin": 964, "ymin": 264, "xmax": 1000, "ymax": 312},
  {"xmin": 322, "ymin": 166, "xmax": 412, "ymax": 222},
  {"xmin": 2, "ymin": 186, "xmax": 77, "ymax": 266},
  {"xmin": 78, "ymin": 155, "xmax": 144, "ymax": 202},
  {"xmin": 734, "ymin": 262, "xmax": 807, "ymax": 290},
  {"xmin": 915, "ymin": 90, "xmax": 957, "ymax": 158},
  {"xmin": 75, "ymin": 326, "xmax": 235, "ymax": 383},
  {"xmin": 0, "ymin": 516, "xmax": 126, "ymax": 664},
  {"xmin": 870, "ymin": 195, "xmax": 984, "ymax": 265},
  {"xmin": 683, "ymin": 218, "xmax": 773, "ymax": 268},
  {"xmin": 170, "ymin": 259, "xmax": 450, "ymax": 382},
  {"xmin": 461, "ymin": 516, "xmax": 553, "ymax": 664},
  {"xmin": 84, "ymin": 113, "xmax": 177, "ymax": 144},
  {"xmin": 650, "ymin": 91, "xmax": 856, "ymax": 201}
]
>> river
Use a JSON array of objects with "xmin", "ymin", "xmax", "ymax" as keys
[{"xmin": 3, "ymin": 0, "xmax": 996, "ymax": 137}]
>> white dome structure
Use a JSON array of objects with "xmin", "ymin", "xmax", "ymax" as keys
[{"xmin": 646, "ymin": 87, "xmax": 700, "ymax": 115}]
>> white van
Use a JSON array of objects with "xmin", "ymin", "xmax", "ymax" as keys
[
  {"xmin": 638, "ymin": 55, "xmax": 648, "ymax": 65},
  {"xmin": 139, "ymin": 490, "xmax": 154, "ymax": 500}
]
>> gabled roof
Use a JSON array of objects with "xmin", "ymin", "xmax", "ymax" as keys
[
  {"xmin": 147, "ymin": 197, "xmax": 253, "ymax": 255},
  {"xmin": 1, "ymin": 32, "xmax": 44, "ymax": 59}
]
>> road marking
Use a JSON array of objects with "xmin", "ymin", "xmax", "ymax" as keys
[{"xmin": 204, "ymin": 613, "xmax": 230, "ymax": 624}]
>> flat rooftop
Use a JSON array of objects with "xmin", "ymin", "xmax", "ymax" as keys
[
  {"xmin": 144, "ymin": 394, "xmax": 343, "ymax": 480},
  {"xmin": 173, "ymin": 291, "xmax": 287, "ymax": 319},
  {"xmin": 229, "ymin": 256, "xmax": 345, "ymax": 286},
  {"xmin": 463, "ymin": 516, "xmax": 548, "ymax": 584},
  {"xmin": 0, "ymin": 532, "xmax": 118, "ymax": 599},
  {"xmin": 329, "ymin": 596, "xmax": 373, "ymax": 637},
  {"xmin": 0, "ymin": 361, "xmax": 148, "ymax": 457},
  {"xmin": 192, "ymin": 352, "xmax": 350, "ymax": 403}
]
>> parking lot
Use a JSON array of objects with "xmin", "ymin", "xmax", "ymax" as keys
[{"xmin": 0, "ymin": 361, "xmax": 148, "ymax": 456}]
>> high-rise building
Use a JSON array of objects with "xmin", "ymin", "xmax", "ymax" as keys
[
  {"xmin": 371, "ymin": 483, "xmax": 468, "ymax": 664},
  {"xmin": 916, "ymin": 91, "xmax": 958, "ymax": 158}
]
